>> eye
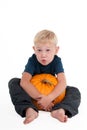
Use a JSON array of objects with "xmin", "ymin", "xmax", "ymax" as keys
[
  {"xmin": 37, "ymin": 49, "xmax": 42, "ymax": 52},
  {"xmin": 46, "ymin": 49, "xmax": 50, "ymax": 52}
]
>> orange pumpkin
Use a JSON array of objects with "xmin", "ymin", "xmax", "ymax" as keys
[{"xmin": 30, "ymin": 74, "xmax": 66, "ymax": 110}]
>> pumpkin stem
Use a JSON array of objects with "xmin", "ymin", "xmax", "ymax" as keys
[{"xmin": 41, "ymin": 79, "xmax": 53, "ymax": 86}]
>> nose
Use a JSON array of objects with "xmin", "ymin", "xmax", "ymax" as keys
[{"xmin": 41, "ymin": 51, "xmax": 46, "ymax": 58}]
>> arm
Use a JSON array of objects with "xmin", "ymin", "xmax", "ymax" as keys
[
  {"xmin": 37, "ymin": 73, "xmax": 67, "ymax": 110},
  {"xmin": 20, "ymin": 72, "xmax": 42, "ymax": 100},
  {"xmin": 48, "ymin": 72, "xmax": 67, "ymax": 101}
]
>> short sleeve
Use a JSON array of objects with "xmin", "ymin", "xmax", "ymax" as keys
[
  {"xmin": 54, "ymin": 56, "xmax": 64, "ymax": 74},
  {"xmin": 24, "ymin": 56, "xmax": 36, "ymax": 75}
]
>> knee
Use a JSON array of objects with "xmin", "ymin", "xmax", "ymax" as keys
[
  {"xmin": 8, "ymin": 78, "xmax": 20, "ymax": 89},
  {"xmin": 72, "ymin": 87, "xmax": 81, "ymax": 96},
  {"xmin": 67, "ymin": 86, "xmax": 81, "ymax": 100}
]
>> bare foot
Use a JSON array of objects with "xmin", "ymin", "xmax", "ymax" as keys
[
  {"xmin": 51, "ymin": 108, "xmax": 68, "ymax": 122},
  {"xmin": 23, "ymin": 108, "xmax": 38, "ymax": 124}
]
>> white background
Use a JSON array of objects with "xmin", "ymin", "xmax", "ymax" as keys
[{"xmin": 0, "ymin": 0, "xmax": 87, "ymax": 129}]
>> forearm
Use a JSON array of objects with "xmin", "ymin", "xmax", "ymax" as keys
[
  {"xmin": 20, "ymin": 80, "xmax": 41, "ymax": 100},
  {"xmin": 48, "ymin": 80, "xmax": 67, "ymax": 102}
]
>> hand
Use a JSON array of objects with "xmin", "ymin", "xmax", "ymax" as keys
[
  {"xmin": 44, "ymin": 102, "xmax": 54, "ymax": 111},
  {"xmin": 36, "ymin": 95, "xmax": 54, "ymax": 110}
]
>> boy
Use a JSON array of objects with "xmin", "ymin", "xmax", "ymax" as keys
[{"xmin": 8, "ymin": 29, "xmax": 81, "ymax": 124}]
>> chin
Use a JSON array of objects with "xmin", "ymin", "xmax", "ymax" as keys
[
  {"xmin": 41, "ymin": 63, "xmax": 48, "ymax": 66},
  {"xmin": 41, "ymin": 61, "xmax": 50, "ymax": 66}
]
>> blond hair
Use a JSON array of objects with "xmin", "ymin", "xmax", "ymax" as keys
[{"xmin": 34, "ymin": 29, "xmax": 58, "ymax": 45}]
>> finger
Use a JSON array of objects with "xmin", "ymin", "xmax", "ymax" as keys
[
  {"xmin": 36, "ymin": 97, "xmax": 41, "ymax": 101},
  {"xmin": 45, "ymin": 107, "xmax": 51, "ymax": 111}
]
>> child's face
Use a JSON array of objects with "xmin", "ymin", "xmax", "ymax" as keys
[{"xmin": 33, "ymin": 42, "xmax": 59, "ymax": 65}]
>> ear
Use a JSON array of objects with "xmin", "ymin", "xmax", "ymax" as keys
[
  {"xmin": 33, "ymin": 46, "xmax": 35, "ymax": 51},
  {"xmin": 55, "ymin": 46, "xmax": 59, "ymax": 54}
]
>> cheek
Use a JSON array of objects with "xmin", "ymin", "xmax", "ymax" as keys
[
  {"xmin": 50, "ymin": 52, "xmax": 56, "ymax": 59},
  {"xmin": 35, "ymin": 53, "xmax": 41, "ymax": 59},
  {"xmin": 51, "ymin": 50, "xmax": 56, "ymax": 56},
  {"xmin": 48, "ymin": 54, "xmax": 55, "ymax": 60}
]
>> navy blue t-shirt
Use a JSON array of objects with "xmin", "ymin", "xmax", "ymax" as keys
[{"xmin": 24, "ymin": 54, "xmax": 64, "ymax": 76}]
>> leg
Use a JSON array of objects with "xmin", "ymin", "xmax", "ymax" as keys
[
  {"xmin": 23, "ymin": 108, "xmax": 38, "ymax": 124},
  {"xmin": 51, "ymin": 86, "xmax": 81, "ymax": 122},
  {"xmin": 8, "ymin": 78, "xmax": 38, "ymax": 118},
  {"xmin": 51, "ymin": 108, "xmax": 68, "ymax": 122}
]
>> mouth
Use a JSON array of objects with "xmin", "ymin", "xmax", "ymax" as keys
[{"xmin": 41, "ymin": 59, "xmax": 47, "ymax": 65}]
